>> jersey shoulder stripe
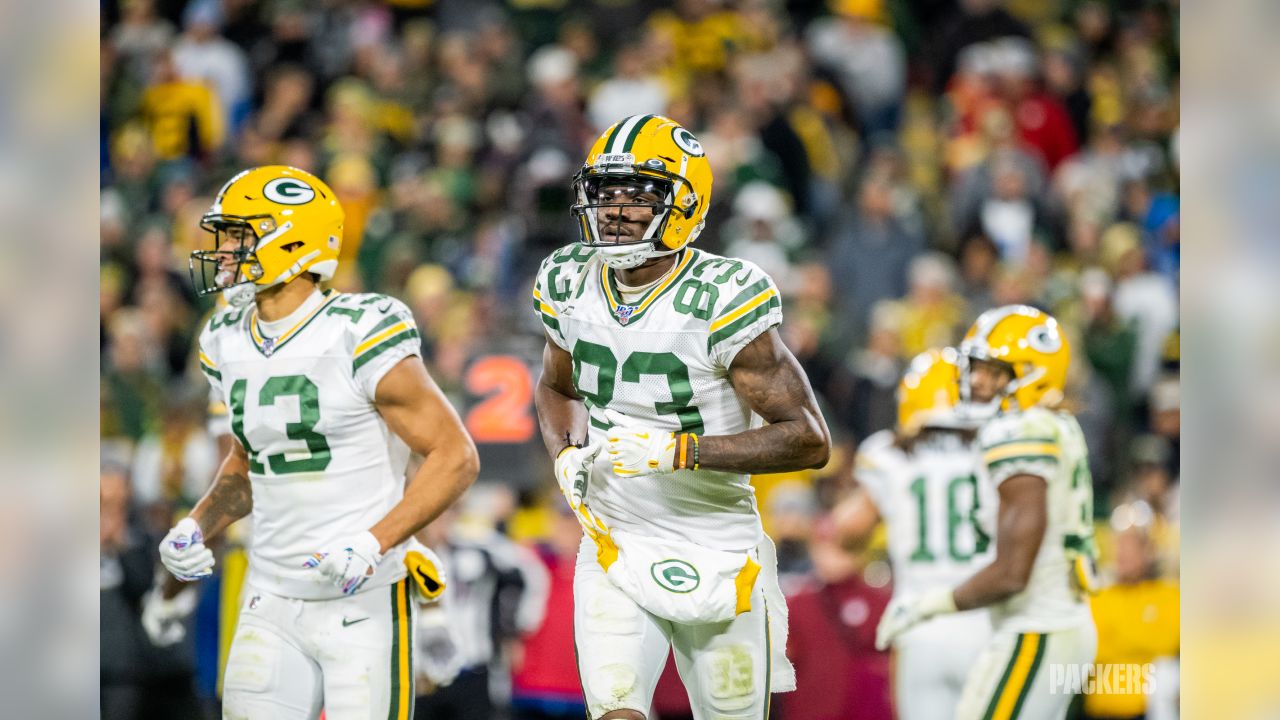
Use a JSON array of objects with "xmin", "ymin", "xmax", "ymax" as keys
[
  {"xmin": 534, "ymin": 245, "xmax": 597, "ymax": 307},
  {"xmin": 708, "ymin": 292, "xmax": 780, "ymax": 351},
  {"xmin": 978, "ymin": 409, "xmax": 1066, "ymax": 482},
  {"xmin": 531, "ymin": 287, "xmax": 561, "ymax": 332},
  {"xmin": 198, "ymin": 350, "xmax": 220, "ymax": 380},
  {"xmin": 344, "ymin": 294, "xmax": 420, "ymax": 374}
]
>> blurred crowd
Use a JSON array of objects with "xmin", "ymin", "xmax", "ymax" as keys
[{"xmin": 100, "ymin": 0, "xmax": 1179, "ymax": 717}]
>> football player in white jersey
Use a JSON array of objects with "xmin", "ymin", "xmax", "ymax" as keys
[
  {"xmin": 157, "ymin": 165, "xmax": 477, "ymax": 720},
  {"xmin": 833, "ymin": 347, "xmax": 993, "ymax": 720},
  {"xmin": 875, "ymin": 305, "xmax": 1098, "ymax": 720},
  {"xmin": 532, "ymin": 115, "xmax": 831, "ymax": 720}
]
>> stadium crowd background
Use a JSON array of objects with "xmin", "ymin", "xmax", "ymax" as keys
[{"xmin": 99, "ymin": 0, "xmax": 1180, "ymax": 717}]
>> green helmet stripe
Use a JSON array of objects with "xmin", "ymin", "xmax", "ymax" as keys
[
  {"xmin": 602, "ymin": 120, "xmax": 627, "ymax": 154},
  {"xmin": 620, "ymin": 114, "xmax": 656, "ymax": 153},
  {"xmin": 606, "ymin": 114, "xmax": 651, "ymax": 154}
]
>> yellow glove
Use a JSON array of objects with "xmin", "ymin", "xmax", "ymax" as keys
[{"xmin": 405, "ymin": 542, "xmax": 447, "ymax": 603}]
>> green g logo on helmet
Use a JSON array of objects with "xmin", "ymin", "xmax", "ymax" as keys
[
  {"xmin": 651, "ymin": 559, "xmax": 700, "ymax": 593},
  {"xmin": 672, "ymin": 127, "xmax": 704, "ymax": 157},
  {"xmin": 263, "ymin": 177, "xmax": 317, "ymax": 205}
]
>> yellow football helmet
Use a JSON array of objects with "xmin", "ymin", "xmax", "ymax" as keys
[
  {"xmin": 572, "ymin": 114, "xmax": 713, "ymax": 269},
  {"xmin": 190, "ymin": 165, "xmax": 344, "ymax": 296},
  {"xmin": 958, "ymin": 305, "xmax": 1070, "ymax": 414},
  {"xmin": 897, "ymin": 347, "xmax": 962, "ymax": 435}
]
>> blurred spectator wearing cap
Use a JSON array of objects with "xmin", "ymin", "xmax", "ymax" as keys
[
  {"xmin": 721, "ymin": 181, "xmax": 804, "ymax": 295},
  {"xmin": 805, "ymin": 0, "xmax": 907, "ymax": 142},
  {"xmin": 779, "ymin": 515, "xmax": 893, "ymax": 720},
  {"xmin": 172, "ymin": 0, "xmax": 252, "ymax": 135},
  {"xmin": 897, "ymin": 252, "xmax": 967, "ymax": 358},
  {"xmin": 1087, "ymin": 524, "xmax": 1179, "ymax": 720},
  {"xmin": 1079, "ymin": 266, "xmax": 1137, "ymax": 471},
  {"xmin": 843, "ymin": 301, "xmax": 906, "ymax": 443},
  {"xmin": 1101, "ymin": 223, "xmax": 1177, "ymax": 399}
]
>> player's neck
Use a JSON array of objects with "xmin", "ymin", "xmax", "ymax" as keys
[
  {"xmin": 613, "ymin": 252, "xmax": 679, "ymax": 288},
  {"xmin": 255, "ymin": 277, "xmax": 321, "ymax": 323}
]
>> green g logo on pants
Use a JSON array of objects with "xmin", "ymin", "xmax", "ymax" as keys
[{"xmin": 651, "ymin": 559, "xmax": 700, "ymax": 593}]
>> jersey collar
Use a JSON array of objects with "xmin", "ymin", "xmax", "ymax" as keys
[
  {"xmin": 600, "ymin": 248, "xmax": 696, "ymax": 326},
  {"xmin": 249, "ymin": 289, "xmax": 341, "ymax": 357}
]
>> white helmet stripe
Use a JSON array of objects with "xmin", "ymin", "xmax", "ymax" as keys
[
  {"xmin": 973, "ymin": 304, "xmax": 1033, "ymax": 343},
  {"xmin": 253, "ymin": 221, "xmax": 294, "ymax": 252},
  {"xmin": 608, "ymin": 115, "xmax": 648, "ymax": 154}
]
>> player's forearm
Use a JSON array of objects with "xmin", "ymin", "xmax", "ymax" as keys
[
  {"xmin": 697, "ymin": 413, "xmax": 830, "ymax": 474},
  {"xmin": 953, "ymin": 474, "xmax": 1046, "ymax": 611},
  {"xmin": 952, "ymin": 560, "xmax": 1031, "ymax": 611},
  {"xmin": 369, "ymin": 440, "xmax": 478, "ymax": 553},
  {"xmin": 188, "ymin": 452, "xmax": 252, "ymax": 541},
  {"xmin": 534, "ymin": 379, "xmax": 590, "ymax": 459}
]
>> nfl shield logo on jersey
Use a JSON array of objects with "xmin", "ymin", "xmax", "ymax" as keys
[
  {"xmin": 261, "ymin": 337, "xmax": 276, "ymax": 356},
  {"xmin": 616, "ymin": 304, "xmax": 638, "ymax": 325}
]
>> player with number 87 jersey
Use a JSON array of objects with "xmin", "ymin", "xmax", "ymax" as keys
[
  {"xmin": 534, "ymin": 115, "xmax": 831, "ymax": 720},
  {"xmin": 874, "ymin": 305, "xmax": 1098, "ymax": 720}
]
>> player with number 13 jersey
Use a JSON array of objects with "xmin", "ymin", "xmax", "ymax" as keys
[{"xmin": 160, "ymin": 165, "xmax": 475, "ymax": 720}]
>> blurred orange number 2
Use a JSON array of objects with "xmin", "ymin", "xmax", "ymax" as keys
[{"xmin": 464, "ymin": 355, "xmax": 536, "ymax": 443}]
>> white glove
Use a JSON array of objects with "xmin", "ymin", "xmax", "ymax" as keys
[
  {"xmin": 415, "ymin": 604, "xmax": 463, "ymax": 688},
  {"xmin": 304, "ymin": 531, "xmax": 384, "ymax": 595},
  {"xmin": 158, "ymin": 517, "xmax": 215, "ymax": 581},
  {"xmin": 405, "ymin": 540, "xmax": 447, "ymax": 604},
  {"xmin": 552, "ymin": 441, "xmax": 616, "ymax": 543},
  {"xmin": 141, "ymin": 582, "xmax": 199, "ymax": 647},
  {"xmin": 603, "ymin": 409, "xmax": 676, "ymax": 477},
  {"xmin": 875, "ymin": 587, "xmax": 957, "ymax": 651},
  {"xmin": 555, "ymin": 441, "xmax": 603, "ymax": 510}
]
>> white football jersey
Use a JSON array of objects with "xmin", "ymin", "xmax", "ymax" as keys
[
  {"xmin": 976, "ymin": 406, "xmax": 1097, "ymax": 633},
  {"xmin": 533, "ymin": 244, "xmax": 783, "ymax": 551},
  {"xmin": 198, "ymin": 289, "xmax": 421, "ymax": 600},
  {"xmin": 856, "ymin": 429, "xmax": 995, "ymax": 599}
]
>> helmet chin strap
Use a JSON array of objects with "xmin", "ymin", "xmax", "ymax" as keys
[
  {"xmin": 222, "ymin": 283, "xmax": 258, "ymax": 308},
  {"xmin": 597, "ymin": 240, "xmax": 679, "ymax": 270}
]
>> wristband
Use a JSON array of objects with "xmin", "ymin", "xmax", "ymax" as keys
[{"xmin": 676, "ymin": 433, "xmax": 701, "ymax": 470}]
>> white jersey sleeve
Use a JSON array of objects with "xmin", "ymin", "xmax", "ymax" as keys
[
  {"xmin": 977, "ymin": 408, "xmax": 1096, "ymax": 632},
  {"xmin": 198, "ymin": 303, "xmax": 249, "ymax": 399},
  {"xmin": 532, "ymin": 244, "xmax": 596, "ymax": 351},
  {"xmin": 705, "ymin": 259, "xmax": 783, "ymax": 368},
  {"xmin": 339, "ymin": 294, "xmax": 423, "ymax": 401},
  {"xmin": 854, "ymin": 430, "xmax": 901, "ymax": 522},
  {"xmin": 977, "ymin": 410, "xmax": 1063, "ymax": 487}
]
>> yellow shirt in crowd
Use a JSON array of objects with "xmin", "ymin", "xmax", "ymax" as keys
[{"xmin": 1086, "ymin": 579, "xmax": 1180, "ymax": 718}]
